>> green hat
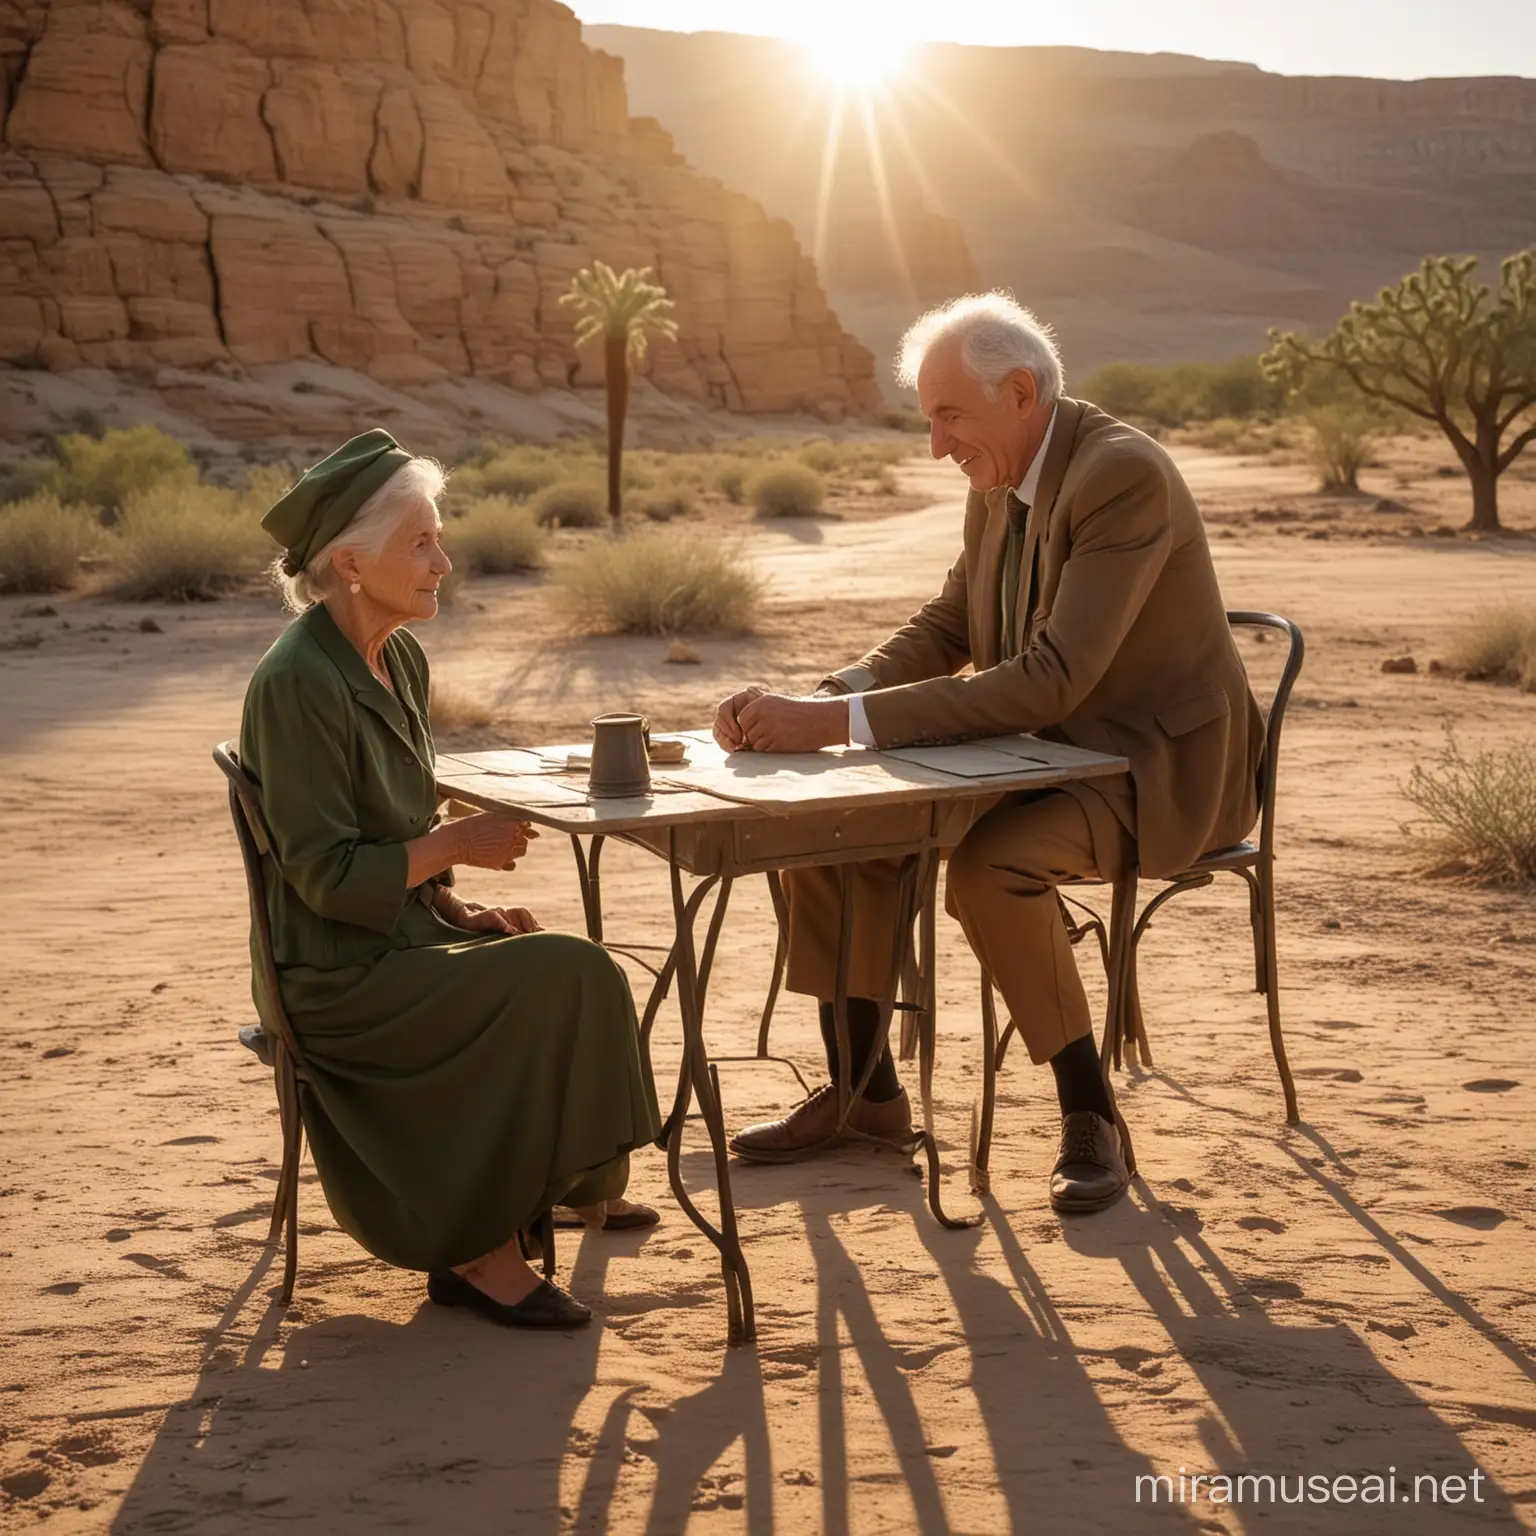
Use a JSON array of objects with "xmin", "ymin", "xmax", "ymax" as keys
[{"xmin": 262, "ymin": 429, "xmax": 414, "ymax": 576}]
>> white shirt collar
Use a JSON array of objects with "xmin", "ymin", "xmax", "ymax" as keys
[{"xmin": 1013, "ymin": 404, "xmax": 1058, "ymax": 507}]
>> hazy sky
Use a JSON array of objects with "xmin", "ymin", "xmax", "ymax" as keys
[{"xmin": 570, "ymin": 0, "xmax": 1536, "ymax": 80}]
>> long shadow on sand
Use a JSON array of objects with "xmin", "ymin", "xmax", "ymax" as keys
[{"xmin": 109, "ymin": 1139, "xmax": 1520, "ymax": 1534}]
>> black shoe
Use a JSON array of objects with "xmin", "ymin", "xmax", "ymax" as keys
[
  {"xmin": 1049, "ymin": 1111, "xmax": 1130, "ymax": 1214},
  {"xmin": 427, "ymin": 1268, "xmax": 592, "ymax": 1329}
]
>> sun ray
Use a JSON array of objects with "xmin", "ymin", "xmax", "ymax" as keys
[
  {"xmin": 858, "ymin": 87, "xmax": 917, "ymax": 305},
  {"xmin": 901, "ymin": 73, "xmax": 1036, "ymax": 200},
  {"xmin": 811, "ymin": 86, "xmax": 848, "ymax": 273}
]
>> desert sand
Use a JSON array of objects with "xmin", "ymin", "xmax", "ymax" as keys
[{"xmin": 1, "ymin": 443, "xmax": 1533, "ymax": 1533}]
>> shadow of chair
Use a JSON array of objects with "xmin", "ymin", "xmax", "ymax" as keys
[{"xmin": 988, "ymin": 612, "xmax": 1307, "ymax": 1143}]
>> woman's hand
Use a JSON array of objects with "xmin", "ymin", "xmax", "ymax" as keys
[
  {"xmin": 453, "ymin": 814, "xmax": 539, "ymax": 871},
  {"xmin": 453, "ymin": 901, "xmax": 542, "ymax": 935}
]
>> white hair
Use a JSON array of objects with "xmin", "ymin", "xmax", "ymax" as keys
[
  {"xmin": 895, "ymin": 291, "xmax": 1064, "ymax": 404},
  {"xmin": 274, "ymin": 456, "xmax": 446, "ymax": 614}
]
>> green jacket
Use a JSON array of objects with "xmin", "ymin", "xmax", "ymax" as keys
[{"xmin": 239, "ymin": 602, "xmax": 450, "ymax": 989}]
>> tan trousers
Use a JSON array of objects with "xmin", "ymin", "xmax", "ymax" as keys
[{"xmin": 784, "ymin": 783, "xmax": 1133, "ymax": 1065}]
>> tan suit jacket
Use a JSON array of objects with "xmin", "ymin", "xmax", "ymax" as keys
[{"xmin": 828, "ymin": 397, "xmax": 1263, "ymax": 879}]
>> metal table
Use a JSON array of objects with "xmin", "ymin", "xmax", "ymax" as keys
[{"xmin": 436, "ymin": 730, "xmax": 1127, "ymax": 1344}]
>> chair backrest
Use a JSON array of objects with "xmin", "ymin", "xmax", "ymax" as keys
[
  {"xmin": 212, "ymin": 742, "xmax": 308, "ymax": 1073},
  {"xmin": 1227, "ymin": 612, "xmax": 1305, "ymax": 861}
]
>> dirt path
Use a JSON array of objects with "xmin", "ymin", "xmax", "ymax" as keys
[{"xmin": 1, "ymin": 461, "xmax": 1533, "ymax": 1533}]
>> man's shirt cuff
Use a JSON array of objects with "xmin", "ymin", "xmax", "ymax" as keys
[{"xmin": 846, "ymin": 694, "xmax": 876, "ymax": 747}]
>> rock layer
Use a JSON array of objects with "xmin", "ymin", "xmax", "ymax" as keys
[{"xmin": 0, "ymin": 0, "xmax": 882, "ymax": 418}]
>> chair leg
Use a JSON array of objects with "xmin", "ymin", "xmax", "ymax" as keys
[
  {"xmin": 971, "ymin": 972, "xmax": 999, "ymax": 1195},
  {"xmin": 278, "ymin": 1064, "xmax": 302, "ymax": 1305},
  {"xmin": 1258, "ymin": 859, "xmax": 1300, "ymax": 1125},
  {"xmin": 537, "ymin": 1210, "xmax": 556, "ymax": 1280},
  {"xmin": 1247, "ymin": 869, "xmax": 1267, "ymax": 993},
  {"xmin": 1099, "ymin": 874, "xmax": 1139, "ymax": 1177},
  {"xmin": 994, "ymin": 1016, "xmax": 1018, "ymax": 1071},
  {"xmin": 1125, "ymin": 946, "xmax": 1153, "ymax": 1068}
]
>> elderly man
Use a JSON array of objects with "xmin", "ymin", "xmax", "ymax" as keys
[{"xmin": 714, "ymin": 293, "xmax": 1262, "ymax": 1214}]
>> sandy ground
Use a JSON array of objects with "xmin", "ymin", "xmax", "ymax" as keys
[{"xmin": 1, "ymin": 441, "xmax": 1534, "ymax": 1534}]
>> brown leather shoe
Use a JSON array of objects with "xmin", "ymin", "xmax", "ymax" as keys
[
  {"xmin": 730, "ymin": 1084, "xmax": 913, "ymax": 1164},
  {"xmin": 1049, "ymin": 1111, "xmax": 1130, "ymax": 1214}
]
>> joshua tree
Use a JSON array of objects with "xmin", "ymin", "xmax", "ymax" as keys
[
  {"xmin": 1262, "ymin": 250, "xmax": 1536, "ymax": 533},
  {"xmin": 559, "ymin": 261, "xmax": 678, "ymax": 529}
]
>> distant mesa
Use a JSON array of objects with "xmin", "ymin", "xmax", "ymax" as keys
[{"xmin": 592, "ymin": 24, "xmax": 1536, "ymax": 376}]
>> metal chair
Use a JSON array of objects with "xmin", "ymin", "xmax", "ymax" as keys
[
  {"xmin": 990, "ymin": 611, "xmax": 1306, "ymax": 1125},
  {"xmin": 213, "ymin": 742, "xmax": 310, "ymax": 1304}
]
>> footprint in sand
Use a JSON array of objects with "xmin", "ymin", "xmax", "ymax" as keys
[
  {"xmin": 40, "ymin": 1281, "xmax": 83, "ymax": 1295},
  {"xmin": 163, "ymin": 1135, "xmax": 220, "ymax": 1146},
  {"xmin": 1237, "ymin": 1215, "xmax": 1287, "ymax": 1233},
  {"xmin": 1432, "ymin": 1206, "xmax": 1508, "ymax": 1230},
  {"xmin": 1462, "ymin": 1079, "xmax": 1520, "ymax": 1093}
]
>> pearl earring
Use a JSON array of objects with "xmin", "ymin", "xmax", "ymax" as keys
[{"xmin": 350, "ymin": 581, "xmax": 361, "ymax": 594}]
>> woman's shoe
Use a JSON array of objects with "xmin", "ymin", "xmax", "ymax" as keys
[{"xmin": 427, "ymin": 1268, "xmax": 592, "ymax": 1329}]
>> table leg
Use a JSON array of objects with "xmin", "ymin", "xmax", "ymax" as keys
[
  {"xmin": 570, "ymin": 833, "xmax": 607, "ymax": 944},
  {"xmin": 756, "ymin": 871, "xmax": 790, "ymax": 1058},
  {"xmin": 971, "ymin": 973, "xmax": 998, "ymax": 1197},
  {"xmin": 667, "ymin": 832, "xmax": 755, "ymax": 1344}
]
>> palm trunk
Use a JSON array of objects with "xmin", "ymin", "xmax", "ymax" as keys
[{"xmin": 603, "ymin": 334, "xmax": 629, "ymax": 531}]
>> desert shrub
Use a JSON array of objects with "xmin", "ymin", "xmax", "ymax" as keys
[
  {"xmin": 104, "ymin": 482, "xmax": 270, "ymax": 600},
  {"xmin": 713, "ymin": 461, "xmax": 749, "ymax": 503},
  {"xmin": 1402, "ymin": 732, "xmax": 1536, "ymax": 883},
  {"xmin": 430, "ymin": 676, "xmax": 493, "ymax": 734},
  {"xmin": 750, "ymin": 463, "xmax": 826, "ymax": 518},
  {"xmin": 0, "ymin": 458, "xmax": 56, "ymax": 507},
  {"xmin": 49, "ymin": 424, "xmax": 197, "ymax": 513},
  {"xmin": 1081, "ymin": 356, "xmax": 1286, "ymax": 427},
  {"xmin": 880, "ymin": 407, "xmax": 928, "ymax": 433},
  {"xmin": 1444, "ymin": 602, "xmax": 1536, "ymax": 691},
  {"xmin": 636, "ymin": 485, "xmax": 696, "ymax": 522},
  {"xmin": 0, "ymin": 493, "xmax": 99, "ymax": 591},
  {"xmin": 1304, "ymin": 405, "xmax": 1378, "ymax": 491},
  {"xmin": 463, "ymin": 445, "xmax": 565, "ymax": 502},
  {"xmin": 553, "ymin": 529, "xmax": 763, "ymax": 635},
  {"xmin": 239, "ymin": 464, "xmax": 297, "ymax": 511},
  {"xmin": 799, "ymin": 437, "xmax": 839, "ymax": 473},
  {"xmin": 531, "ymin": 479, "xmax": 606, "ymax": 529},
  {"xmin": 875, "ymin": 465, "xmax": 899, "ymax": 495},
  {"xmin": 447, "ymin": 496, "xmax": 549, "ymax": 574}
]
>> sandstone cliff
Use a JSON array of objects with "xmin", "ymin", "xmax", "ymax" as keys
[{"xmin": 0, "ymin": 0, "xmax": 883, "ymax": 423}]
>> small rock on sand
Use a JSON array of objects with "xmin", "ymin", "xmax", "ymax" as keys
[
  {"xmin": 1381, "ymin": 656, "xmax": 1417, "ymax": 674},
  {"xmin": 666, "ymin": 640, "xmax": 702, "ymax": 664}
]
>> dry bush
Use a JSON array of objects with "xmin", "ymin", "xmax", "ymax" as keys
[
  {"xmin": 713, "ymin": 461, "xmax": 749, "ymax": 503},
  {"xmin": 1402, "ymin": 732, "xmax": 1536, "ymax": 884},
  {"xmin": 430, "ymin": 676, "xmax": 494, "ymax": 735},
  {"xmin": 459, "ymin": 444, "xmax": 565, "ymax": 502},
  {"xmin": 447, "ymin": 496, "xmax": 549, "ymax": 574},
  {"xmin": 0, "ymin": 458, "xmax": 56, "ymax": 507},
  {"xmin": 532, "ymin": 479, "xmax": 606, "ymax": 528},
  {"xmin": 0, "ymin": 493, "xmax": 99, "ymax": 591},
  {"xmin": 553, "ymin": 529, "xmax": 763, "ymax": 636},
  {"xmin": 49, "ymin": 424, "xmax": 198, "ymax": 513},
  {"xmin": 635, "ymin": 480, "xmax": 698, "ymax": 522},
  {"xmin": 799, "ymin": 437, "xmax": 839, "ymax": 473},
  {"xmin": 750, "ymin": 463, "xmax": 826, "ymax": 517},
  {"xmin": 881, "ymin": 407, "xmax": 928, "ymax": 433},
  {"xmin": 104, "ymin": 483, "xmax": 270, "ymax": 600},
  {"xmin": 1444, "ymin": 602, "xmax": 1536, "ymax": 691},
  {"xmin": 1304, "ymin": 405, "xmax": 1378, "ymax": 491}
]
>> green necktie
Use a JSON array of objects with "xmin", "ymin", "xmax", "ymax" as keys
[{"xmin": 1000, "ymin": 491, "xmax": 1031, "ymax": 660}]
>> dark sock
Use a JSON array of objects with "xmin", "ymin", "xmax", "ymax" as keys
[
  {"xmin": 819, "ymin": 998, "xmax": 903, "ymax": 1103},
  {"xmin": 1049, "ymin": 1033, "xmax": 1113, "ymax": 1122}
]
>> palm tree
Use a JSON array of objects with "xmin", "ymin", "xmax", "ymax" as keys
[{"xmin": 559, "ymin": 262, "xmax": 679, "ymax": 529}]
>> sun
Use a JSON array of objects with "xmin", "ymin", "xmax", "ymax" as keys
[{"xmin": 802, "ymin": 29, "xmax": 911, "ymax": 90}]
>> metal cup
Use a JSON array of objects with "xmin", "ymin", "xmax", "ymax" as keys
[{"xmin": 588, "ymin": 712, "xmax": 651, "ymax": 797}]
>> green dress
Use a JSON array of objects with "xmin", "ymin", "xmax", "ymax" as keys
[{"xmin": 238, "ymin": 603, "xmax": 660, "ymax": 1272}]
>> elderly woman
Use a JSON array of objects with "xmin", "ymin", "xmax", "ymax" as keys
[{"xmin": 240, "ymin": 430, "xmax": 660, "ymax": 1330}]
